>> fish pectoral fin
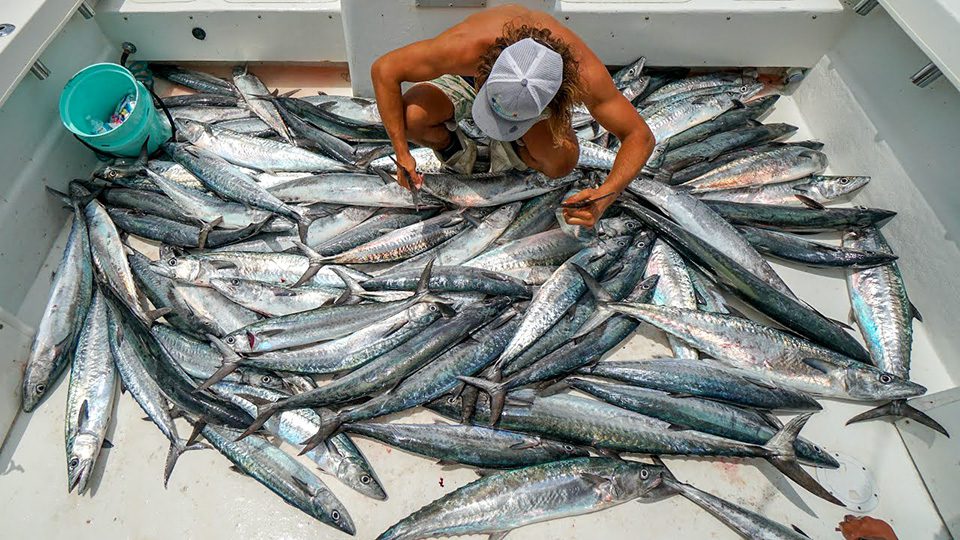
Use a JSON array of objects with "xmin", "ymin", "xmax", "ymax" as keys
[
  {"xmin": 101, "ymin": 438, "xmax": 115, "ymax": 449},
  {"xmin": 257, "ymin": 328, "xmax": 285, "ymax": 338},
  {"xmin": 77, "ymin": 400, "xmax": 90, "ymax": 429},
  {"xmin": 581, "ymin": 472, "xmax": 613, "ymax": 490},
  {"xmin": 228, "ymin": 465, "xmax": 247, "ymax": 477},
  {"xmin": 794, "ymin": 194, "xmax": 825, "ymax": 210},
  {"xmin": 910, "ymin": 301, "xmax": 924, "ymax": 322},
  {"xmin": 435, "ymin": 459, "xmax": 459, "ymax": 468},
  {"xmin": 741, "ymin": 375, "xmax": 778, "ymax": 390},
  {"xmin": 474, "ymin": 468, "xmax": 498, "ymax": 478},
  {"xmin": 666, "ymin": 423, "xmax": 691, "ymax": 432},
  {"xmin": 209, "ymin": 260, "xmax": 239, "ymax": 270},
  {"xmin": 801, "ymin": 357, "xmax": 834, "ymax": 375},
  {"xmin": 508, "ymin": 437, "xmax": 542, "ymax": 450},
  {"xmin": 791, "ymin": 525, "xmax": 810, "ymax": 538}
]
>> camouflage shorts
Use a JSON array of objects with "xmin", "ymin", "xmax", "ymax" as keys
[{"xmin": 420, "ymin": 74, "xmax": 477, "ymax": 123}]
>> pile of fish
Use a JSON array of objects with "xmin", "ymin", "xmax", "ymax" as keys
[{"xmin": 21, "ymin": 59, "xmax": 947, "ymax": 539}]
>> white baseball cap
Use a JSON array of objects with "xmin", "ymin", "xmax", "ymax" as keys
[{"xmin": 472, "ymin": 38, "xmax": 564, "ymax": 142}]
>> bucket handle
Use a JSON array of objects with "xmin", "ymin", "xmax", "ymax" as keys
[{"xmin": 72, "ymin": 78, "xmax": 177, "ymax": 161}]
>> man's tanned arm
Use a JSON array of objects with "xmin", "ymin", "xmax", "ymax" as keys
[
  {"xmin": 371, "ymin": 39, "xmax": 449, "ymax": 189},
  {"xmin": 563, "ymin": 71, "xmax": 654, "ymax": 226}
]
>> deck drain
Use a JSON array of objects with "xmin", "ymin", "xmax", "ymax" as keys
[
  {"xmin": 0, "ymin": 24, "xmax": 15, "ymax": 37},
  {"xmin": 815, "ymin": 452, "xmax": 878, "ymax": 512}
]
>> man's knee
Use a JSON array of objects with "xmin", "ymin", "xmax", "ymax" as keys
[{"xmin": 403, "ymin": 102, "xmax": 431, "ymax": 134}]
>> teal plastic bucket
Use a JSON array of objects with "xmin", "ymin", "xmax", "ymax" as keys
[{"xmin": 59, "ymin": 63, "xmax": 171, "ymax": 157}]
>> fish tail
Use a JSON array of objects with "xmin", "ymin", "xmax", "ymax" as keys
[
  {"xmin": 295, "ymin": 213, "xmax": 313, "ymax": 245},
  {"xmin": 163, "ymin": 437, "xmax": 208, "ymax": 488},
  {"xmin": 238, "ymin": 401, "xmax": 284, "ymax": 441},
  {"xmin": 298, "ymin": 412, "xmax": 343, "ymax": 455},
  {"xmin": 194, "ymin": 334, "xmax": 243, "ymax": 392},
  {"xmin": 847, "ymin": 399, "xmax": 949, "ymax": 437},
  {"xmin": 291, "ymin": 240, "xmax": 329, "ymax": 287},
  {"xmin": 457, "ymin": 376, "xmax": 507, "ymax": 427},
  {"xmin": 762, "ymin": 412, "xmax": 844, "ymax": 507}
]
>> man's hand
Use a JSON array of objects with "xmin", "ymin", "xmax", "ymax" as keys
[
  {"xmin": 561, "ymin": 186, "xmax": 619, "ymax": 227},
  {"xmin": 394, "ymin": 151, "xmax": 423, "ymax": 191}
]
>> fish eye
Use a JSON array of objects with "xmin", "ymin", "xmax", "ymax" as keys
[
  {"xmin": 225, "ymin": 336, "xmax": 235, "ymax": 344},
  {"xmin": 167, "ymin": 258, "xmax": 178, "ymax": 266},
  {"xmin": 331, "ymin": 510, "xmax": 341, "ymax": 521},
  {"xmin": 617, "ymin": 240, "xmax": 626, "ymax": 247},
  {"xmin": 35, "ymin": 384, "xmax": 45, "ymax": 394},
  {"xmin": 446, "ymin": 396, "xmax": 458, "ymax": 404},
  {"xmin": 839, "ymin": 178, "xmax": 849, "ymax": 184},
  {"xmin": 637, "ymin": 241, "xmax": 646, "ymax": 248},
  {"xmin": 68, "ymin": 457, "xmax": 79, "ymax": 469},
  {"xmin": 640, "ymin": 469, "xmax": 649, "ymax": 479},
  {"xmin": 430, "ymin": 305, "xmax": 438, "ymax": 312},
  {"xmin": 740, "ymin": 85, "xmax": 748, "ymax": 92},
  {"xmin": 231, "ymin": 279, "xmax": 241, "ymax": 286},
  {"xmin": 261, "ymin": 375, "xmax": 273, "ymax": 384},
  {"xmin": 879, "ymin": 373, "xmax": 893, "ymax": 384},
  {"xmin": 360, "ymin": 475, "xmax": 371, "ymax": 484},
  {"xmin": 563, "ymin": 444, "xmax": 575, "ymax": 452}
]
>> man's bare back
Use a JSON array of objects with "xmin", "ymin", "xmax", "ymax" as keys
[{"xmin": 371, "ymin": 4, "xmax": 654, "ymax": 227}]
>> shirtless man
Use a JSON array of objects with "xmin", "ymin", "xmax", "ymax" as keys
[{"xmin": 371, "ymin": 4, "xmax": 654, "ymax": 227}]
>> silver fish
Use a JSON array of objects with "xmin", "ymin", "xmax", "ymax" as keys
[
  {"xmin": 420, "ymin": 170, "xmax": 580, "ymax": 207},
  {"xmin": 844, "ymin": 228, "xmax": 946, "ymax": 435},
  {"xmin": 237, "ymin": 303, "xmax": 441, "ymax": 374},
  {"xmin": 698, "ymin": 174, "xmax": 870, "ymax": 206},
  {"xmin": 22, "ymin": 209, "xmax": 93, "ymax": 412},
  {"xmin": 64, "ymin": 290, "xmax": 117, "ymax": 494},
  {"xmin": 84, "ymin": 200, "xmax": 152, "ymax": 323},
  {"xmin": 608, "ymin": 303, "xmax": 926, "ymax": 401},
  {"xmin": 376, "ymin": 458, "xmax": 664, "ymax": 540},
  {"xmin": 269, "ymin": 172, "xmax": 440, "ymax": 208},
  {"xmin": 681, "ymin": 146, "xmax": 828, "ymax": 193},
  {"xmin": 177, "ymin": 119, "xmax": 350, "ymax": 173},
  {"xmin": 143, "ymin": 169, "xmax": 273, "ymax": 229},
  {"xmin": 212, "ymin": 382, "xmax": 387, "ymax": 500},
  {"xmin": 232, "ymin": 65, "xmax": 294, "ymax": 142},
  {"xmin": 201, "ymin": 424, "xmax": 354, "ymax": 534},
  {"xmin": 644, "ymin": 239, "xmax": 698, "ymax": 360},
  {"xmin": 465, "ymin": 228, "xmax": 587, "ymax": 272},
  {"xmin": 628, "ymin": 178, "xmax": 795, "ymax": 298}
]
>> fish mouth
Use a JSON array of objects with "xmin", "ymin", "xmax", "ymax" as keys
[{"xmin": 68, "ymin": 461, "xmax": 92, "ymax": 494}]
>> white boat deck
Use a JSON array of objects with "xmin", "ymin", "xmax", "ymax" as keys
[{"xmin": 0, "ymin": 69, "xmax": 953, "ymax": 539}]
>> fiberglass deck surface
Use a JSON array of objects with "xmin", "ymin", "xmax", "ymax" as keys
[{"xmin": 0, "ymin": 68, "xmax": 954, "ymax": 540}]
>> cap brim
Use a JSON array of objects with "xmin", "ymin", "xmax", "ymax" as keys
[{"xmin": 471, "ymin": 84, "xmax": 538, "ymax": 142}]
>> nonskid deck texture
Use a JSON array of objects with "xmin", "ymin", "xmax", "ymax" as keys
[{"xmin": 0, "ymin": 67, "xmax": 954, "ymax": 540}]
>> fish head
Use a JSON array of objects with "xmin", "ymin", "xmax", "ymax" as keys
[
  {"xmin": 540, "ymin": 439, "xmax": 591, "ymax": 460},
  {"xmin": 613, "ymin": 57, "xmax": 646, "ymax": 87},
  {"xmin": 736, "ymin": 80, "xmax": 766, "ymax": 101},
  {"xmin": 489, "ymin": 202, "xmax": 523, "ymax": 225},
  {"xmin": 311, "ymin": 490, "xmax": 356, "ymax": 536},
  {"xmin": 337, "ymin": 456, "xmax": 388, "ymax": 501},
  {"xmin": 597, "ymin": 235, "xmax": 632, "ymax": 260},
  {"xmin": 149, "ymin": 255, "xmax": 204, "ymax": 283},
  {"xmin": 844, "ymin": 366, "xmax": 927, "ymax": 401},
  {"xmin": 609, "ymin": 461, "xmax": 671, "ymax": 501},
  {"xmin": 407, "ymin": 302, "xmax": 444, "ymax": 326},
  {"xmin": 173, "ymin": 118, "xmax": 207, "ymax": 144},
  {"xmin": 208, "ymin": 277, "xmax": 250, "ymax": 300},
  {"xmin": 21, "ymin": 347, "xmax": 61, "ymax": 412},
  {"xmin": 808, "ymin": 175, "xmax": 871, "ymax": 202},
  {"xmin": 67, "ymin": 432, "xmax": 101, "ymax": 494},
  {"xmin": 222, "ymin": 330, "xmax": 257, "ymax": 354},
  {"xmin": 238, "ymin": 369, "xmax": 285, "ymax": 390}
]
